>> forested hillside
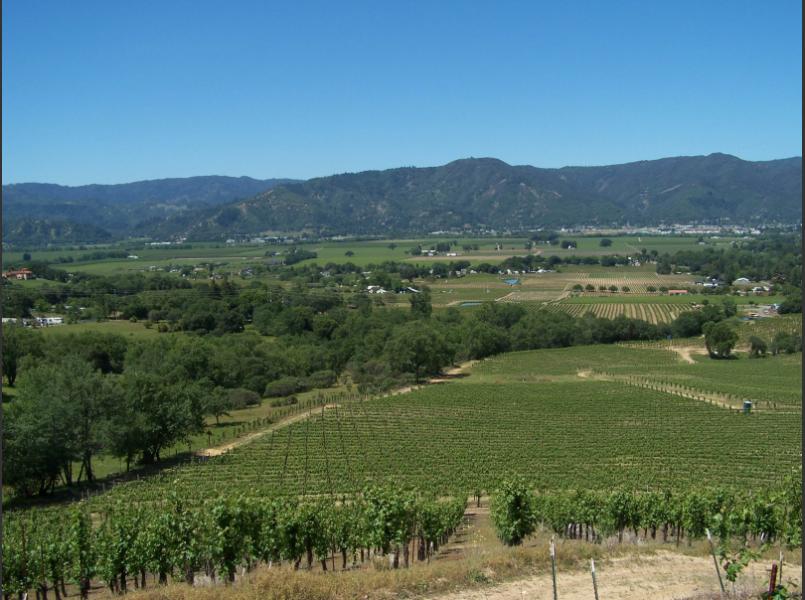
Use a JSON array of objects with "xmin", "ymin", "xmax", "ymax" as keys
[
  {"xmin": 4, "ymin": 154, "xmax": 801, "ymax": 244},
  {"xmin": 166, "ymin": 153, "xmax": 802, "ymax": 240},
  {"xmin": 2, "ymin": 176, "xmax": 296, "ymax": 240}
]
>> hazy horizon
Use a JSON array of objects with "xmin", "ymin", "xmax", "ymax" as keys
[{"xmin": 3, "ymin": 151, "xmax": 803, "ymax": 188}]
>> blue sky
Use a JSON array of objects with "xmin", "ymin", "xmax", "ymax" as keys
[{"xmin": 3, "ymin": 0, "xmax": 801, "ymax": 185}]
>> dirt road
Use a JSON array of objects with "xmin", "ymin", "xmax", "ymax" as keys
[
  {"xmin": 198, "ymin": 361, "xmax": 477, "ymax": 457},
  {"xmin": 671, "ymin": 345, "xmax": 708, "ymax": 364},
  {"xmin": 196, "ymin": 404, "xmax": 339, "ymax": 457},
  {"xmin": 428, "ymin": 551, "xmax": 798, "ymax": 600}
]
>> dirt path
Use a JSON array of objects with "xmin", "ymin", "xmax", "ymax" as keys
[
  {"xmin": 197, "ymin": 404, "xmax": 339, "ymax": 457},
  {"xmin": 671, "ymin": 345, "xmax": 708, "ymax": 364},
  {"xmin": 198, "ymin": 361, "xmax": 478, "ymax": 457},
  {"xmin": 427, "ymin": 552, "xmax": 798, "ymax": 600}
]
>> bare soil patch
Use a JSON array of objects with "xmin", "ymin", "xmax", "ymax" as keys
[
  {"xmin": 427, "ymin": 551, "xmax": 797, "ymax": 600},
  {"xmin": 672, "ymin": 345, "xmax": 708, "ymax": 364}
]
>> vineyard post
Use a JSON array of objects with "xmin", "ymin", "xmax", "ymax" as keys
[
  {"xmin": 550, "ymin": 536, "xmax": 558, "ymax": 600},
  {"xmin": 768, "ymin": 563, "xmax": 778, "ymax": 595},
  {"xmin": 705, "ymin": 529, "xmax": 725, "ymax": 595},
  {"xmin": 778, "ymin": 550, "xmax": 783, "ymax": 583},
  {"xmin": 590, "ymin": 558, "xmax": 600, "ymax": 600}
]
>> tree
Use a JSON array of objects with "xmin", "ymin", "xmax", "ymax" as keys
[
  {"xmin": 463, "ymin": 321, "xmax": 510, "ymax": 359},
  {"xmin": 2, "ymin": 324, "xmax": 43, "ymax": 386},
  {"xmin": 384, "ymin": 321, "xmax": 453, "ymax": 381},
  {"xmin": 109, "ymin": 369, "xmax": 205, "ymax": 466},
  {"xmin": 409, "ymin": 288, "xmax": 432, "ymax": 317},
  {"xmin": 204, "ymin": 388, "xmax": 233, "ymax": 425},
  {"xmin": 703, "ymin": 321, "xmax": 738, "ymax": 359},
  {"xmin": 491, "ymin": 477, "xmax": 536, "ymax": 546},
  {"xmin": 599, "ymin": 238, "xmax": 613, "ymax": 247},
  {"xmin": 748, "ymin": 336, "xmax": 768, "ymax": 358},
  {"xmin": 3, "ymin": 357, "xmax": 112, "ymax": 492},
  {"xmin": 771, "ymin": 332, "xmax": 802, "ymax": 355},
  {"xmin": 475, "ymin": 302, "xmax": 526, "ymax": 329},
  {"xmin": 721, "ymin": 297, "xmax": 737, "ymax": 318},
  {"xmin": 2, "ymin": 324, "xmax": 23, "ymax": 386}
]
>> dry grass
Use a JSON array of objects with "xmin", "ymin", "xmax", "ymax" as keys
[
  {"xmin": 123, "ymin": 543, "xmax": 618, "ymax": 600},
  {"xmin": 121, "ymin": 534, "xmax": 800, "ymax": 600}
]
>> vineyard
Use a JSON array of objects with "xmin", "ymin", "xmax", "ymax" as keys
[
  {"xmin": 4, "ymin": 338, "xmax": 801, "ymax": 598},
  {"xmin": 6, "ymin": 473, "xmax": 801, "ymax": 598},
  {"xmin": 4, "ymin": 489, "xmax": 467, "ymax": 596},
  {"xmin": 568, "ymin": 274, "xmax": 694, "ymax": 294},
  {"xmin": 60, "ymin": 345, "xmax": 801, "ymax": 506},
  {"xmin": 542, "ymin": 301, "xmax": 690, "ymax": 323},
  {"xmin": 737, "ymin": 313, "xmax": 803, "ymax": 344}
]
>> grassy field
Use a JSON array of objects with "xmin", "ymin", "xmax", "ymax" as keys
[
  {"xmin": 36, "ymin": 319, "xmax": 161, "ymax": 339},
  {"xmin": 4, "ymin": 235, "xmax": 723, "ymax": 275}
]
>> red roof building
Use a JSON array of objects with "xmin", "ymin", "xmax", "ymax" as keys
[{"xmin": 2, "ymin": 268, "xmax": 33, "ymax": 280}]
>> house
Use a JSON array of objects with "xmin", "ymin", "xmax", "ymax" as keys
[
  {"xmin": 2, "ymin": 268, "xmax": 33, "ymax": 280},
  {"xmin": 733, "ymin": 277, "xmax": 751, "ymax": 285},
  {"xmin": 36, "ymin": 316, "xmax": 64, "ymax": 326},
  {"xmin": 668, "ymin": 289, "xmax": 688, "ymax": 296},
  {"xmin": 366, "ymin": 285, "xmax": 389, "ymax": 294}
]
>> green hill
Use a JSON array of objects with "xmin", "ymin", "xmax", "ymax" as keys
[{"xmin": 164, "ymin": 153, "xmax": 802, "ymax": 240}]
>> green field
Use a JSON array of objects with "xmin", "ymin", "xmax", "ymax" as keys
[
  {"xmin": 4, "ymin": 234, "xmax": 722, "ymax": 276},
  {"xmin": 79, "ymin": 341, "xmax": 801, "ymax": 511},
  {"xmin": 36, "ymin": 319, "xmax": 161, "ymax": 339}
]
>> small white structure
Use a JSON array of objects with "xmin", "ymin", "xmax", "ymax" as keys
[
  {"xmin": 366, "ymin": 285, "xmax": 390, "ymax": 294},
  {"xmin": 36, "ymin": 316, "xmax": 64, "ymax": 326},
  {"xmin": 733, "ymin": 277, "xmax": 751, "ymax": 285}
]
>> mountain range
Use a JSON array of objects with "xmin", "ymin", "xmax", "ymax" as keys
[{"xmin": 2, "ymin": 154, "xmax": 801, "ymax": 244}]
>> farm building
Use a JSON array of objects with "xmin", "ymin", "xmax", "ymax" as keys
[
  {"xmin": 668, "ymin": 289, "xmax": 688, "ymax": 296},
  {"xmin": 36, "ymin": 316, "xmax": 64, "ymax": 326},
  {"xmin": 2, "ymin": 268, "xmax": 33, "ymax": 280},
  {"xmin": 366, "ymin": 285, "xmax": 389, "ymax": 294}
]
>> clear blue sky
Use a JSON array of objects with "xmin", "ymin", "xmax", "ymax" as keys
[{"xmin": 3, "ymin": 0, "xmax": 802, "ymax": 185}]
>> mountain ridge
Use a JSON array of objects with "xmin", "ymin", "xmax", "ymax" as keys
[{"xmin": 3, "ymin": 154, "xmax": 801, "ymax": 243}]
